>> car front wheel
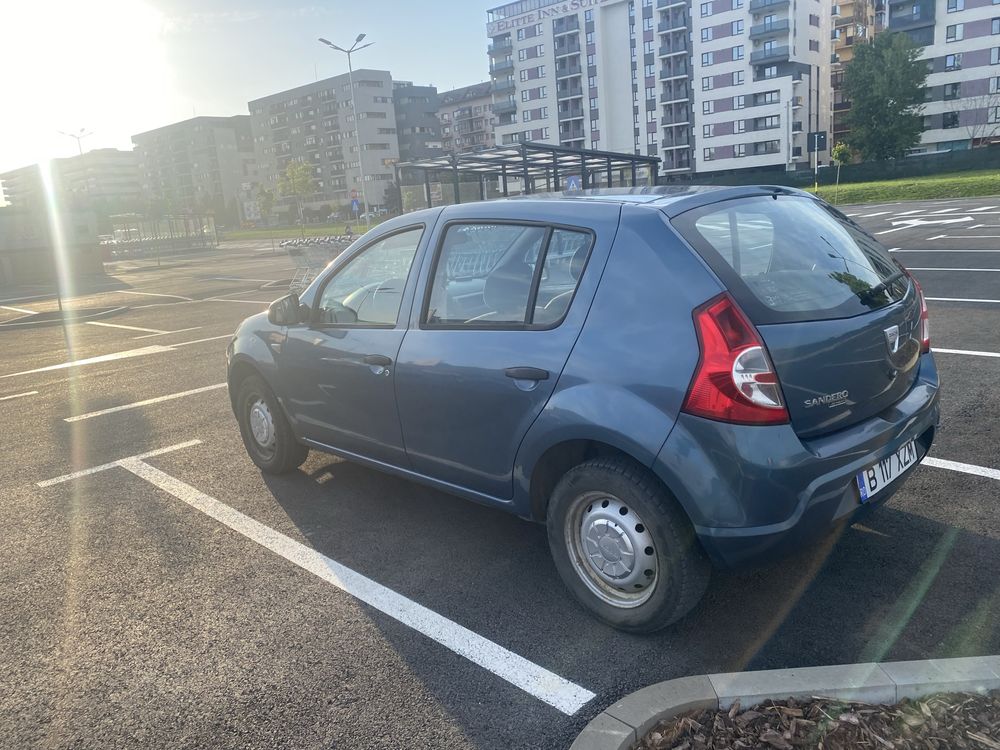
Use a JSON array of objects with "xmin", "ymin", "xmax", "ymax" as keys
[
  {"xmin": 546, "ymin": 457, "xmax": 710, "ymax": 633},
  {"xmin": 236, "ymin": 375, "xmax": 308, "ymax": 474}
]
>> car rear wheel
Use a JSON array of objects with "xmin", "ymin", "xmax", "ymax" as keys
[
  {"xmin": 546, "ymin": 457, "xmax": 710, "ymax": 633},
  {"xmin": 236, "ymin": 375, "xmax": 308, "ymax": 474}
]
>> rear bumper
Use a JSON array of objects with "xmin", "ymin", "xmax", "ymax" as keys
[{"xmin": 653, "ymin": 352, "xmax": 941, "ymax": 569}]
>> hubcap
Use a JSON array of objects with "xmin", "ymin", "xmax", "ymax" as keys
[
  {"xmin": 566, "ymin": 492, "xmax": 658, "ymax": 608},
  {"xmin": 248, "ymin": 398, "xmax": 275, "ymax": 451}
]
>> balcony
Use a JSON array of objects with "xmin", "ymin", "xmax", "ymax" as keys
[
  {"xmin": 660, "ymin": 65, "xmax": 688, "ymax": 80},
  {"xmin": 490, "ymin": 59, "xmax": 514, "ymax": 75},
  {"xmin": 750, "ymin": 45, "xmax": 790, "ymax": 64},
  {"xmin": 557, "ymin": 84, "xmax": 584, "ymax": 99},
  {"xmin": 556, "ymin": 63, "xmax": 583, "ymax": 78},
  {"xmin": 553, "ymin": 16, "xmax": 580, "ymax": 33},
  {"xmin": 835, "ymin": 13, "xmax": 858, "ymax": 25},
  {"xmin": 488, "ymin": 40, "xmax": 512, "ymax": 56},
  {"xmin": 753, "ymin": 141, "xmax": 782, "ymax": 155},
  {"xmin": 749, "ymin": 0, "xmax": 790, "ymax": 11},
  {"xmin": 659, "ymin": 43, "xmax": 687, "ymax": 56},
  {"xmin": 658, "ymin": 0, "xmax": 687, "ymax": 7},
  {"xmin": 555, "ymin": 40, "xmax": 582, "ymax": 56},
  {"xmin": 749, "ymin": 19, "xmax": 790, "ymax": 38},
  {"xmin": 494, "ymin": 79, "xmax": 515, "ymax": 94},
  {"xmin": 559, "ymin": 105, "xmax": 585, "ymax": 119},
  {"xmin": 493, "ymin": 100, "xmax": 517, "ymax": 115}
]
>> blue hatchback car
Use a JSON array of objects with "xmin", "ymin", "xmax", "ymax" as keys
[{"xmin": 227, "ymin": 186, "xmax": 940, "ymax": 632}]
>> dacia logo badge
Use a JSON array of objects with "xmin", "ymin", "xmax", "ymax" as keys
[{"xmin": 884, "ymin": 324, "xmax": 901, "ymax": 354}]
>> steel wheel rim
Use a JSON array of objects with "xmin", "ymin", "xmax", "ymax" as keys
[
  {"xmin": 248, "ymin": 397, "xmax": 276, "ymax": 457},
  {"xmin": 565, "ymin": 491, "xmax": 659, "ymax": 609}
]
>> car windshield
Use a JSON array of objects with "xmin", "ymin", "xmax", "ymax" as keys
[{"xmin": 672, "ymin": 195, "xmax": 910, "ymax": 323}]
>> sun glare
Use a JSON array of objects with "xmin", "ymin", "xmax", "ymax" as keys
[{"xmin": 2, "ymin": 0, "xmax": 179, "ymax": 167}]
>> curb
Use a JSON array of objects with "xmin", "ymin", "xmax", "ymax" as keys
[{"xmin": 570, "ymin": 655, "xmax": 1000, "ymax": 750}]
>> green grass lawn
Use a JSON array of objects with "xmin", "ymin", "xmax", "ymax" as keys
[
  {"xmin": 810, "ymin": 169, "xmax": 1000, "ymax": 205},
  {"xmin": 221, "ymin": 221, "xmax": 385, "ymax": 241}
]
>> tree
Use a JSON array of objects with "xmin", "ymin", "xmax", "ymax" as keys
[
  {"xmin": 960, "ymin": 92, "xmax": 1000, "ymax": 148},
  {"xmin": 843, "ymin": 33, "xmax": 928, "ymax": 161},
  {"xmin": 831, "ymin": 142, "xmax": 852, "ymax": 204},
  {"xmin": 277, "ymin": 161, "xmax": 316, "ymax": 238},
  {"xmin": 256, "ymin": 188, "xmax": 274, "ymax": 226},
  {"xmin": 384, "ymin": 181, "xmax": 402, "ymax": 216}
]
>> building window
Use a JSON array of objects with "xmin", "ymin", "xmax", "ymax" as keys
[
  {"xmin": 947, "ymin": 0, "xmax": 964, "ymax": 11},
  {"xmin": 735, "ymin": 143, "xmax": 746, "ymax": 157},
  {"xmin": 703, "ymin": 147, "xmax": 715, "ymax": 161},
  {"xmin": 943, "ymin": 111, "xmax": 959, "ymax": 128},
  {"xmin": 702, "ymin": 27, "xmax": 713, "ymax": 41},
  {"xmin": 762, "ymin": 65, "xmax": 777, "ymax": 79},
  {"xmin": 732, "ymin": 20, "xmax": 744, "ymax": 34},
  {"xmin": 736, "ymin": 119, "xmax": 746, "ymax": 133},
  {"xmin": 703, "ymin": 100, "xmax": 715, "ymax": 114},
  {"xmin": 832, "ymin": 4, "xmax": 840, "ymax": 15},
  {"xmin": 703, "ymin": 124, "xmax": 715, "ymax": 137},
  {"xmin": 912, "ymin": 4, "xmax": 921, "ymax": 18},
  {"xmin": 945, "ymin": 53, "xmax": 963, "ymax": 69},
  {"xmin": 702, "ymin": 52, "xmax": 714, "ymax": 65},
  {"xmin": 734, "ymin": 45, "xmax": 745, "ymax": 60},
  {"xmin": 702, "ymin": 76, "xmax": 714, "ymax": 90},
  {"xmin": 944, "ymin": 82, "xmax": 961, "ymax": 100},
  {"xmin": 810, "ymin": 13, "xmax": 820, "ymax": 25},
  {"xmin": 734, "ymin": 94, "xmax": 746, "ymax": 108},
  {"xmin": 643, "ymin": 16, "xmax": 654, "ymax": 30},
  {"xmin": 700, "ymin": 1, "xmax": 712, "ymax": 16},
  {"xmin": 992, "ymin": 48, "xmax": 1000, "ymax": 65},
  {"xmin": 990, "ymin": 107, "xmax": 1000, "ymax": 123},
  {"xmin": 733, "ymin": 70, "xmax": 745, "ymax": 85},
  {"xmin": 991, "ymin": 76, "xmax": 1000, "ymax": 93},
  {"xmin": 732, "ymin": 0, "xmax": 743, "ymax": 8},
  {"xmin": 587, "ymin": 31, "xmax": 595, "ymax": 44},
  {"xmin": 809, "ymin": 39, "xmax": 820, "ymax": 51},
  {"xmin": 585, "ymin": 9, "xmax": 594, "ymax": 20},
  {"xmin": 946, "ymin": 24, "xmax": 964, "ymax": 41},
  {"xmin": 590, "ymin": 74, "xmax": 599, "ymax": 87},
  {"xmin": 644, "ymin": 64, "xmax": 655, "ymax": 77},
  {"xmin": 993, "ymin": 17, "xmax": 1000, "ymax": 33}
]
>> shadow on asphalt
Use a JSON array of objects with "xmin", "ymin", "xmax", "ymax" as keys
[{"xmin": 258, "ymin": 457, "xmax": 1000, "ymax": 742}]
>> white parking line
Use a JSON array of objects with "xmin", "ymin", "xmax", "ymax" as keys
[
  {"xmin": 0, "ymin": 345, "xmax": 174, "ymax": 379},
  {"xmin": 86, "ymin": 321, "xmax": 169, "ymax": 334},
  {"xmin": 923, "ymin": 457, "xmax": 1000, "ymax": 482},
  {"xmin": 929, "ymin": 207, "xmax": 959, "ymax": 214},
  {"xmin": 909, "ymin": 268, "xmax": 1000, "ymax": 272},
  {"xmin": 933, "ymin": 348, "xmax": 1000, "ymax": 359},
  {"xmin": 64, "ymin": 383, "xmax": 228, "ymax": 422},
  {"xmin": 37, "ymin": 443, "xmax": 596, "ymax": 716},
  {"xmin": 119, "ymin": 290, "xmax": 193, "ymax": 301},
  {"xmin": 926, "ymin": 297, "xmax": 1000, "ymax": 304},
  {"xmin": 860, "ymin": 211, "xmax": 893, "ymax": 217},
  {"xmin": 132, "ymin": 326, "xmax": 203, "ymax": 340},
  {"xmin": 0, "ymin": 391, "xmax": 38, "ymax": 402},
  {"xmin": 204, "ymin": 298, "xmax": 270, "ymax": 305},
  {"xmin": 171, "ymin": 334, "xmax": 233, "ymax": 347},
  {"xmin": 894, "ymin": 210, "xmax": 923, "ymax": 216},
  {"xmin": 1, "ymin": 305, "xmax": 35, "ymax": 314},
  {"xmin": 37, "ymin": 440, "xmax": 202, "ymax": 487},
  {"xmin": 969, "ymin": 206, "xmax": 998, "ymax": 212}
]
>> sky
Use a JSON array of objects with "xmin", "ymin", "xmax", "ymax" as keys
[{"xmin": 0, "ymin": 0, "xmax": 496, "ymax": 175}]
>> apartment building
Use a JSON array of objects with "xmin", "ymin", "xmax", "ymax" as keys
[
  {"xmin": 0, "ymin": 149, "xmax": 141, "ymax": 211},
  {"xmin": 831, "ymin": 0, "xmax": 879, "ymax": 146},
  {"xmin": 890, "ymin": 0, "xmax": 1000, "ymax": 151},
  {"xmin": 486, "ymin": 0, "xmax": 831, "ymax": 178},
  {"xmin": 393, "ymin": 82, "xmax": 444, "ymax": 161},
  {"xmin": 132, "ymin": 116, "xmax": 256, "ymax": 220},
  {"xmin": 438, "ymin": 82, "xmax": 496, "ymax": 153},
  {"xmin": 692, "ymin": 0, "xmax": 832, "ymax": 173},
  {"xmin": 248, "ymin": 70, "xmax": 400, "ymax": 215}
]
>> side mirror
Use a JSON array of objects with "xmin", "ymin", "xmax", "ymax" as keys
[{"xmin": 268, "ymin": 293, "xmax": 302, "ymax": 326}]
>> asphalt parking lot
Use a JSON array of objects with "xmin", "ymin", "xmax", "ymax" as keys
[{"xmin": 1, "ymin": 197, "xmax": 998, "ymax": 749}]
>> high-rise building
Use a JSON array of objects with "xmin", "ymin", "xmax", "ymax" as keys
[
  {"xmin": 889, "ymin": 0, "xmax": 1000, "ymax": 152},
  {"xmin": 830, "ymin": 0, "xmax": 878, "ymax": 148},
  {"xmin": 393, "ymin": 82, "xmax": 444, "ymax": 162},
  {"xmin": 132, "ymin": 116, "xmax": 256, "ymax": 221},
  {"xmin": 438, "ymin": 82, "xmax": 496, "ymax": 154},
  {"xmin": 485, "ymin": 0, "xmax": 831, "ymax": 177},
  {"xmin": 248, "ymin": 69, "xmax": 400, "ymax": 216},
  {"xmin": 0, "ymin": 149, "xmax": 141, "ymax": 212}
]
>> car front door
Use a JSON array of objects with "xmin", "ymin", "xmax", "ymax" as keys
[
  {"xmin": 394, "ymin": 202, "xmax": 620, "ymax": 499},
  {"xmin": 280, "ymin": 225, "xmax": 426, "ymax": 467}
]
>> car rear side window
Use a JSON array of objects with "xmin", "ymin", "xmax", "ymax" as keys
[
  {"xmin": 672, "ymin": 195, "xmax": 909, "ymax": 323},
  {"xmin": 424, "ymin": 223, "xmax": 592, "ymax": 329}
]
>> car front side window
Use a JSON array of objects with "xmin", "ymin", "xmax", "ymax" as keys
[{"xmin": 314, "ymin": 227, "xmax": 423, "ymax": 327}]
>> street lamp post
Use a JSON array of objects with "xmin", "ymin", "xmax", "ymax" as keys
[
  {"xmin": 318, "ymin": 34, "xmax": 374, "ymax": 231},
  {"xmin": 57, "ymin": 128, "xmax": 93, "ymax": 156}
]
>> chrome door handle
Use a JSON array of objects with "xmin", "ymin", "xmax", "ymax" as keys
[
  {"xmin": 504, "ymin": 367, "xmax": 549, "ymax": 381},
  {"xmin": 363, "ymin": 354, "xmax": 392, "ymax": 367}
]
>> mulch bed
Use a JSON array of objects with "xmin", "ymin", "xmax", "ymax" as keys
[{"xmin": 635, "ymin": 691, "xmax": 1000, "ymax": 749}]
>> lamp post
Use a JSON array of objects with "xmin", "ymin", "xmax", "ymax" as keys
[
  {"xmin": 318, "ymin": 34, "xmax": 374, "ymax": 231},
  {"xmin": 57, "ymin": 128, "xmax": 93, "ymax": 156}
]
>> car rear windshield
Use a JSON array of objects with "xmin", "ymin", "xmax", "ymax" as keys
[{"xmin": 671, "ymin": 194, "xmax": 909, "ymax": 324}]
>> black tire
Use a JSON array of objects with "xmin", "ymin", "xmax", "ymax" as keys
[
  {"xmin": 546, "ymin": 457, "xmax": 710, "ymax": 633},
  {"xmin": 236, "ymin": 375, "xmax": 308, "ymax": 474}
]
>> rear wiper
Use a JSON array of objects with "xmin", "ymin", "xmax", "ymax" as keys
[{"xmin": 860, "ymin": 270, "xmax": 908, "ymax": 301}]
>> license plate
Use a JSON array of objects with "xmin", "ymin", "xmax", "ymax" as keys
[{"xmin": 856, "ymin": 440, "xmax": 918, "ymax": 503}]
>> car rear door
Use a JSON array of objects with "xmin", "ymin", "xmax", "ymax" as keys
[
  {"xmin": 394, "ymin": 201, "xmax": 621, "ymax": 499},
  {"xmin": 671, "ymin": 193, "xmax": 924, "ymax": 438}
]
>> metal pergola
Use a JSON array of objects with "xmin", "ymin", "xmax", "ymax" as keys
[{"xmin": 395, "ymin": 142, "xmax": 660, "ymax": 208}]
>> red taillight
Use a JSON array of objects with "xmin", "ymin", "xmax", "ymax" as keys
[
  {"xmin": 682, "ymin": 293, "xmax": 789, "ymax": 426},
  {"xmin": 912, "ymin": 276, "xmax": 930, "ymax": 354}
]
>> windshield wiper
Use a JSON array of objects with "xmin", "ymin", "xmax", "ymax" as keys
[{"xmin": 860, "ymin": 270, "xmax": 908, "ymax": 301}]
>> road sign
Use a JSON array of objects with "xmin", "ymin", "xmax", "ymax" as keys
[
  {"xmin": 351, "ymin": 199, "xmax": 360, "ymax": 213},
  {"xmin": 565, "ymin": 175, "xmax": 582, "ymax": 191},
  {"xmin": 807, "ymin": 131, "xmax": 828, "ymax": 153}
]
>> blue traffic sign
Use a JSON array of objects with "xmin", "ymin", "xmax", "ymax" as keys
[
  {"xmin": 565, "ymin": 175, "xmax": 582, "ymax": 191},
  {"xmin": 351, "ymin": 199, "xmax": 360, "ymax": 213}
]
